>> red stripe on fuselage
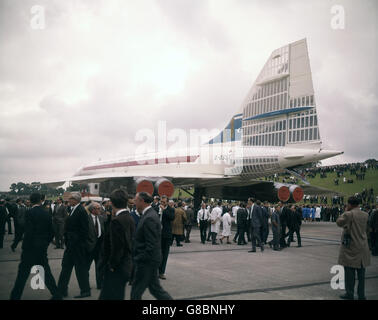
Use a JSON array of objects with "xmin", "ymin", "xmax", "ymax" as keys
[{"xmin": 83, "ymin": 155, "xmax": 199, "ymax": 171}]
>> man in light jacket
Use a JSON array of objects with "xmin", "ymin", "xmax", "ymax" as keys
[{"xmin": 337, "ymin": 196, "xmax": 371, "ymax": 300}]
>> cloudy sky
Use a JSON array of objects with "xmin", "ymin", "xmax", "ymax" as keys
[{"xmin": 0, "ymin": 0, "xmax": 377, "ymax": 191}]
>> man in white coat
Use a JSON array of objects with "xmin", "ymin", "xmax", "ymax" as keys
[
  {"xmin": 210, "ymin": 201, "xmax": 222, "ymax": 245},
  {"xmin": 220, "ymin": 211, "xmax": 232, "ymax": 244},
  {"xmin": 315, "ymin": 205, "xmax": 321, "ymax": 222}
]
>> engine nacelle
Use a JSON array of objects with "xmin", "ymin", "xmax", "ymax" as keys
[
  {"xmin": 289, "ymin": 185, "xmax": 304, "ymax": 202},
  {"xmin": 154, "ymin": 178, "xmax": 174, "ymax": 198},
  {"xmin": 135, "ymin": 178, "xmax": 154, "ymax": 195},
  {"xmin": 274, "ymin": 183, "xmax": 290, "ymax": 202}
]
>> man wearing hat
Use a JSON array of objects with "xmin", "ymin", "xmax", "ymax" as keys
[{"xmin": 57, "ymin": 192, "xmax": 91, "ymax": 298}]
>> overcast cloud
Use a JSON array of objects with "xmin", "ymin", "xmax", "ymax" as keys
[{"xmin": 0, "ymin": 0, "xmax": 377, "ymax": 191}]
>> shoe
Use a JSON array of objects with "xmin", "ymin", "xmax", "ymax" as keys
[
  {"xmin": 227, "ymin": 242, "xmax": 232, "ymax": 244},
  {"xmin": 74, "ymin": 292, "xmax": 91, "ymax": 299},
  {"xmin": 268, "ymin": 242, "xmax": 272, "ymax": 249},
  {"xmin": 339, "ymin": 294, "xmax": 354, "ymax": 300},
  {"xmin": 177, "ymin": 244, "xmax": 183, "ymax": 247},
  {"xmin": 54, "ymin": 247, "xmax": 60, "ymax": 249},
  {"xmin": 184, "ymin": 240, "xmax": 189, "ymax": 243},
  {"xmin": 219, "ymin": 239, "xmax": 223, "ymax": 244},
  {"xmin": 233, "ymin": 239, "xmax": 236, "ymax": 243},
  {"xmin": 212, "ymin": 243, "xmax": 219, "ymax": 245},
  {"xmin": 159, "ymin": 274, "xmax": 166, "ymax": 280},
  {"xmin": 358, "ymin": 296, "xmax": 367, "ymax": 300},
  {"xmin": 50, "ymin": 294, "xmax": 63, "ymax": 300},
  {"xmin": 261, "ymin": 246, "xmax": 264, "ymax": 252},
  {"xmin": 248, "ymin": 249, "xmax": 256, "ymax": 253},
  {"xmin": 273, "ymin": 248, "xmax": 281, "ymax": 251},
  {"xmin": 11, "ymin": 246, "xmax": 15, "ymax": 252}
]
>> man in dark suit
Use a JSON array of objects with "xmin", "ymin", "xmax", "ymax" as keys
[
  {"xmin": 11, "ymin": 199, "xmax": 26, "ymax": 252},
  {"xmin": 10, "ymin": 193, "xmax": 60, "ymax": 300},
  {"xmin": 287, "ymin": 205, "xmax": 302, "ymax": 247},
  {"xmin": 151, "ymin": 196, "xmax": 160, "ymax": 213},
  {"xmin": 99, "ymin": 189, "xmax": 135, "ymax": 300},
  {"xmin": 131, "ymin": 192, "xmax": 172, "ymax": 300},
  {"xmin": 279, "ymin": 202, "xmax": 289, "ymax": 248},
  {"xmin": 52, "ymin": 197, "xmax": 67, "ymax": 249},
  {"xmin": 0, "ymin": 200, "xmax": 8, "ymax": 249},
  {"xmin": 57, "ymin": 192, "xmax": 91, "ymax": 298},
  {"xmin": 261, "ymin": 201, "xmax": 270, "ymax": 244},
  {"xmin": 236, "ymin": 203, "xmax": 248, "ymax": 245},
  {"xmin": 247, "ymin": 198, "xmax": 264, "ymax": 252},
  {"xmin": 5, "ymin": 198, "xmax": 16, "ymax": 234},
  {"xmin": 86, "ymin": 202, "xmax": 105, "ymax": 290},
  {"xmin": 184, "ymin": 204, "xmax": 195, "ymax": 243},
  {"xmin": 128, "ymin": 197, "xmax": 140, "ymax": 229},
  {"xmin": 159, "ymin": 195, "xmax": 175, "ymax": 280}
]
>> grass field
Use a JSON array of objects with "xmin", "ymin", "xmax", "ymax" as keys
[
  {"xmin": 304, "ymin": 168, "xmax": 378, "ymax": 199},
  {"xmin": 172, "ymin": 168, "xmax": 378, "ymax": 203}
]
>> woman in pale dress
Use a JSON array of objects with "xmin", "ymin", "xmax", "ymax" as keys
[{"xmin": 219, "ymin": 211, "xmax": 232, "ymax": 244}]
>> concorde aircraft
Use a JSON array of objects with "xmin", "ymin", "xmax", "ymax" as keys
[{"xmin": 45, "ymin": 39, "xmax": 343, "ymax": 207}]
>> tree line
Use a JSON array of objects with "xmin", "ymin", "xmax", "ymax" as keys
[{"xmin": 5, "ymin": 182, "xmax": 89, "ymax": 198}]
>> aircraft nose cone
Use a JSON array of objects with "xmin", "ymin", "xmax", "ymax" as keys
[{"xmin": 318, "ymin": 149, "xmax": 344, "ymax": 160}]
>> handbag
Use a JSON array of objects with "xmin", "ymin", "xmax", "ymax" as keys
[{"xmin": 341, "ymin": 212, "xmax": 353, "ymax": 249}]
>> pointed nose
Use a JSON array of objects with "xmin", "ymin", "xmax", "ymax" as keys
[{"xmin": 317, "ymin": 149, "xmax": 344, "ymax": 161}]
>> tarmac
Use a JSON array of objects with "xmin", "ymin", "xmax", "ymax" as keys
[{"xmin": 0, "ymin": 222, "xmax": 377, "ymax": 300}]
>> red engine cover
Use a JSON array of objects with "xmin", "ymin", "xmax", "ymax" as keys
[
  {"xmin": 136, "ymin": 180, "xmax": 154, "ymax": 195},
  {"xmin": 277, "ymin": 186, "xmax": 290, "ymax": 202}
]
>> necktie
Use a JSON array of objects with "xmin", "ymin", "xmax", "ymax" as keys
[
  {"xmin": 94, "ymin": 216, "xmax": 99, "ymax": 238},
  {"xmin": 202, "ymin": 209, "xmax": 205, "ymax": 220}
]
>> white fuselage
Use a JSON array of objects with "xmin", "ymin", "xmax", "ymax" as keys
[{"xmin": 74, "ymin": 142, "xmax": 342, "ymax": 181}]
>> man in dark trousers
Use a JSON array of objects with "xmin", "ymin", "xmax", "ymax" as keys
[
  {"xmin": 0, "ymin": 200, "xmax": 9, "ymax": 249},
  {"xmin": 268, "ymin": 205, "xmax": 281, "ymax": 251},
  {"xmin": 57, "ymin": 192, "xmax": 91, "ymax": 298},
  {"xmin": 184, "ymin": 203, "xmax": 195, "ymax": 243},
  {"xmin": 236, "ymin": 203, "xmax": 247, "ymax": 245},
  {"xmin": 10, "ymin": 193, "xmax": 60, "ymax": 300},
  {"xmin": 245, "ymin": 198, "xmax": 252, "ymax": 242},
  {"xmin": 159, "ymin": 195, "xmax": 175, "ymax": 280},
  {"xmin": 248, "ymin": 198, "xmax": 264, "ymax": 252},
  {"xmin": 287, "ymin": 205, "xmax": 302, "ymax": 247},
  {"xmin": 52, "ymin": 197, "xmax": 67, "ymax": 249},
  {"xmin": 197, "ymin": 202, "xmax": 209, "ymax": 244},
  {"xmin": 260, "ymin": 201, "xmax": 269, "ymax": 245},
  {"xmin": 5, "ymin": 198, "xmax": 16, "ymax": 234},
  {"xmin": 99, "ymin": 189, "xmax": 135, "ymax": 300},
  {"xmin": 279, "ymin": 203, "xmax": 289, "ymax": 249},
  {"xmin": 86, "ymin": 202, "xmax": 105, "ymax": 290},
  {"xmin": 11, "ymin": 199, "xmax": 26, "ymax": 252},
  {"xmin": 131, "ymin": 192, "xmax": 172, "ymax": 300}
]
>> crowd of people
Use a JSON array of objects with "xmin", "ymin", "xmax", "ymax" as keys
[
  {"xmin": 1, "ymin": 191, "xmax": 173, "ymax": 300},
  {"xmin": 1, "ymin": 189, "xmax": 377, "ymax": 300}
]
